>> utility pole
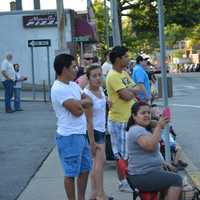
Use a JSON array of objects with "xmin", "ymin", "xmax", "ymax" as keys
[
  {"xmin": 157, "ymin": 0, "xmax": 171, "ymax": 162},
  {"xmin": 110, "ymin": 0, "xmax": 121, "ymax": 46},
  {"xmin": 33, "ymin": 0, "xmax": 40, "ymax": 10},
  {"xmin": 56, "ymin": 0, "xmax": 66, "ymax": 51},
  {"xmin": 104, "ymin": 0, "xmax": 109, "ymax": 49},
  {"xmin": 16, "ymin": 0, "xmax": 22, "ymax": 10}
]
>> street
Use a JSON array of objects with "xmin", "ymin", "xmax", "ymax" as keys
[
  {"xmin": 0, "ymin": 102, "xmax": 56, "ymax": 200},
  {"xmin": 168, "ymin": 73, "xmax": 200, "ymax": 169},
  {"xmin": 0, "ymin": 72, "xmax": 199, "ymax": 200}
]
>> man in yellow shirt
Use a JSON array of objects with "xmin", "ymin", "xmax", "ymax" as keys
[{"xmin": 106, "ymin": 46, "xmax": 140, "ymax": 192}]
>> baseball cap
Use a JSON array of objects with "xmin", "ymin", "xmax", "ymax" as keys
[{"xmin": 136, "ymin": 55, "xmax": 149, "ymax": 63}]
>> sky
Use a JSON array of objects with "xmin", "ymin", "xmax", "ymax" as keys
[{"xmin": 0, "ymin": 0, "xmax": 87, "ymax": 12}]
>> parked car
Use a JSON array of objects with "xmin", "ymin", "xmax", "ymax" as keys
[{"xmin": 194, "ymin": 64, "xmax": 200, "ymax": 72}]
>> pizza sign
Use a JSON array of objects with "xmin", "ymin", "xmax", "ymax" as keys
[{"xmin": 23, "ymin": 14, "xmax": 58, "ymax": 28}]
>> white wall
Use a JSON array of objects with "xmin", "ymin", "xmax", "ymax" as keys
[{"xmin": 0, "ymin": 10, "xmax": 73, "ymax": 85}]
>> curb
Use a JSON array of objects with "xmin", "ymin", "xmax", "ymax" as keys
[
  {"xmin": 0, "ymin": 97, "xmax": 50, "ymax": 102},
  {"xmin": 182, "ymin": 150, "xmax": 200, "ymax": 190}
]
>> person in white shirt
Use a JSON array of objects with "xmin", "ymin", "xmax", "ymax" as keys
[
  {"xmin": 84, "ymin": 64, "xmax": 113, "ymax": 200},
  {"xmin": 0, "ymin": 53, "xmax": 15, "ymax": 113},
  {"xmin": 102, "ymin": 51, "xmax": 112, "ymax": 77},
  {"xmin": 13, "ymin": 64, "xmax": 27, "ymax": 111},
  {"xmin": 51, "ymin": 54, "xmax": 96, "ymax": 200}
]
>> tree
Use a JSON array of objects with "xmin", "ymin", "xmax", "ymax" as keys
[
  {"xmin": 164, "ymin": 24, "xmax": 186, "ymax": 49},
  {"xmin": 92, "ymin": 0, "xmax": 200, "ymax": 56},
  {"xmin": 93, "ymin": 0, "xmax": 111, "ymax": 59}
]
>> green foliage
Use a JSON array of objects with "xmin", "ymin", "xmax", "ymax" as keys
[
  {"xmin": 164, "ymin": 24, "xmax": 186, "ymax": 48},
  {"xmin": 93, "ymin": 0, "xmax": 110, "ymax": 59},
  {"xmin": 92, "ymin": 0, "xmax": 200, "ymax": 57},
  {"xmin": 171, "ymin": 49, "xmax": 184, "ymax": 58}
]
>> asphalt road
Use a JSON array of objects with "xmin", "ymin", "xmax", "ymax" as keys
[
  {"xmin": 0, "ymin": 101, "xmax": 56, "ymax": 200},
  {"xmin": 159, "ymin": 73, "xmax": 200, "ymax": 168}
]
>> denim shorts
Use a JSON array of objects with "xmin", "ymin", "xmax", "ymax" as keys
[
  {"xmin": 56, "ymin": 134, "xmax": 92, "ymax": 177},
  {"xmin": 107, "ymin": 120, "xmax": 127, "ymax": 159},
  {"xmin": 86, "ymin": 130, "xmax": 105, "ymax": 144},
  {"xmin": 94, "ymin": 130, "xmax": 105, "ymax": 144}
]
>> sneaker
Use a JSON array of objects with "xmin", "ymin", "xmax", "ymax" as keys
[
  {"xmin": 118, "ymin": 180, "xmax": 133, "ymax": 193},
  {"xmin": 5, "ymin": 109, "xmax": 15, "ymax": 113},
  {"xmin": 15, "ymin": 108, "xmax": 24, "ymax": 111},
  {"xmin": 172, "ymin": 163, "xmax": 185, "ymax": 171},
  {"xmin": 178, "ymin": 160, "xmax": 188, "ymax": 167}
]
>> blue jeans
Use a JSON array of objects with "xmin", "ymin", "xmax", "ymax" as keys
[
  {"xmin": 14, "ymin": 88, "xmax": 21, "ymax": 110},
  {"xmin": 2, "ymin": 80, "xmax": 14, "ymax": 110}
]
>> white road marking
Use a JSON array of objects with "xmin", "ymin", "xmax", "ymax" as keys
[
  {"xmin": 171, "ymin": 104, "xmax": 200, "ymax": 109},
  {"xmin": 183, "ymin": 86, "xmax": 197, "ymax": 89}
]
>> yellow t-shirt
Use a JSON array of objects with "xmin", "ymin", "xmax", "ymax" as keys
[{"xmin": 106, "ymin": 69, "xmax": 136, "ymax": 123}]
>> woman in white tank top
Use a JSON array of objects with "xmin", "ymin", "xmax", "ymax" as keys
[{"xmin": 84, "ymin": 64, "xmax": 113, "ymax": 200}]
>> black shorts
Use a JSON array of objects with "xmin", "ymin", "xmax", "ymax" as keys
[
  {"xmin": 127, "ymin": 170, "xmax": 182, "ymax": 192},
  {"xmin": 87, "ymin": 130, "xmax": 105, "ymax": 144}
]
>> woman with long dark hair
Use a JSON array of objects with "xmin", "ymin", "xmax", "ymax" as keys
[{"xmin": 126, "ymin": 102, "xmax": 182, "ymax": 200}]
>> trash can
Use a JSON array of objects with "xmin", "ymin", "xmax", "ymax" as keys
[{"xmin": 157, "ymin": 76, "xmax": 173, "ymax": 98}]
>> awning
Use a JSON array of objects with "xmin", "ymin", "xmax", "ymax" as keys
[{"xmin": 74, "ymin": 17, "xmax": 98, "ymax": 43}]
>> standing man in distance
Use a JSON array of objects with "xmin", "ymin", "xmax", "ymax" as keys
[
  {"xmin": 76, "ymin": 52, "xmax": 94, "ymax": 89},
  {"xmin": 0, "ymin": 52, "xmax": 15, "ymax": 113},
  {"xmin": 132, "ymin": 55, "xmax": 151, "ymax": 102},
  {"xmin": 51, "ymin": 54, "xmax": 94, "ymax": 200},
  {"xmin": 106, "ymin": 46, "xmax": 140, "ymax": 192},
  {"xmin": 102, "ymin": 51, "xmax": 112, "ymax": 77}
]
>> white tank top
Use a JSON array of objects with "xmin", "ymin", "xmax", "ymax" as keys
[{"xmin": 84, "ymin": 87, "xmax": 106, "ymax": 132}]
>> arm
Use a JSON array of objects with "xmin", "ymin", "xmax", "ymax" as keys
[
  {"xmin": 1, "ymin": 70, "xmax": 12, "ymax": 80},
  {"xmin": 137, "ymin": 116, "xmax": 169, "ymax": 151},
  {"xmin": 117, "ymin": 84, "xmax": 142, "ymax": 101},
  {"xmin": 84, "ymin": 103, "xmax": 98, "ymax": 157},
  {"xmin": 63, "ymin": 99, "xmax": 84, "ymax": 117},
  {"xmin": 62, "ymin": 94, "xmax": 93, "ymax": 117},
  {"xmin": 135, "ymin": 84, "xmax": 147, "ymax": 97}
]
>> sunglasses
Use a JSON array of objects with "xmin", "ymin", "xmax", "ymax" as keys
[{"xmin": 84, "ymin": 57, "xmax": 93, "ymax": 60}]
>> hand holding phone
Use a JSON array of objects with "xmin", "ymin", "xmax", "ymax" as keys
[{"xmin": 162, "ymin": 107, "xmax": 171, "ymax": 120}]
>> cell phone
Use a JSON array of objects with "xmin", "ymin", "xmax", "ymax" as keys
[{"xmin": 162, "ymin": 107, "xmax": 171, "ymax": 120}]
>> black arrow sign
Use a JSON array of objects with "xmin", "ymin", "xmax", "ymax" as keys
[{"xmin": 28, "ymin": 39, "xmax": 51, "ymax": 47}]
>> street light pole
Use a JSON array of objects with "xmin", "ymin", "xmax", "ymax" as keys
[
  {"xmin": 104, "ymin": 0, "xmax": 109, "ymax": 49},
  {"xmin": 157, "ymin": 0, "xmax": 171, "ymax": 162},
  {"xmin": 110, "ymin": 0, "xmax": 121, "ymax": 46},
  {"xmin": 56, "ymin": 0, "xmax": 66, "ymax": 50}
]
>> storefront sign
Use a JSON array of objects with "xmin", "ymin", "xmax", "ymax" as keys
[
  {"xmin": 23, "ymin": 14, "xmax": 57, "ymax": 28},
  {"xmin": 73, "ymin": 36, "xmax": 90, "ymax": 42}
]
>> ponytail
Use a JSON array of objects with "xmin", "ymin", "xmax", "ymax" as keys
[{"xmin": 126, "ymin": 116, "xmax": 135, "ymax": 131}]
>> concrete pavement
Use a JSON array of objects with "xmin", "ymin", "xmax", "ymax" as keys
[
  {"xmin": 17, "ymin": 148, "xmax": 132, "ymax": 200},
  {"xmin": 17, "ymin": 145, "xmax": 200, "ymax": 200}
]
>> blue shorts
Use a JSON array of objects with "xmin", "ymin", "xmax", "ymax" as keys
[{"xmin": 56, "ymin": 134, "xmax": 92, "ymax": 177}]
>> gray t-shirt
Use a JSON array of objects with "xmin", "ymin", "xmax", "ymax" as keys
[{"xmin": 127, "ymin": 125, "xmax": 162, "ymax": 175}]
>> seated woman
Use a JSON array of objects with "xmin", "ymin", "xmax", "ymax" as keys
[{"xmin": 126, "ymin": 101, "xmax": 182, "ymax": 200}]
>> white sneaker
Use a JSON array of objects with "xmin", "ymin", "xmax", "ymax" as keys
[{"xmin": 118, "ymin": 180, "xmax": 133, "ymax": 193}]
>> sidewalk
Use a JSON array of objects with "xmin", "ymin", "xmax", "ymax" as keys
[
  {"xmin": 17, "ymin": 148, "xmax": 132, "ymax": 200},
  {"xmin": 17, "ymin": 145, "xmax": 200, "ymax": 200}
]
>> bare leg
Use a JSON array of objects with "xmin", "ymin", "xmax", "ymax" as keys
[
  {"xmin": 174, "ymin": 145, "xmax": 181, "ymax": 165},
  {"xmin": 93, "ymin": 144, "xmax": 107, "ymax": 200},
  {"xmin": 165, "ymin": 186, "xmax": 182, "ymax": 200},
  {"xmin": 90, "ymin": 161, "xmax": 97, "ymax": 199},
  {"xmin": 77, "ymin": 171, "xmax": 89, "ymax": 200},
  {"xmin": 64, "ymin": 176, "xmax": 76, "ymax": 200}
]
